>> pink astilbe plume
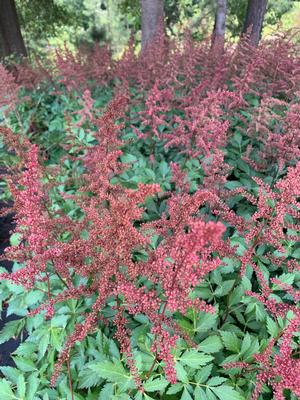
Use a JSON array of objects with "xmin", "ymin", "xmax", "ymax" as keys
[
  {"xmin": 114, "ymin": 35, "xmax": 138, "ymax": 84},
  {"xmin": 1, "ymin": 144, "xmax": 54, "ymax": 287},
  {"xmin": 245, "ymin": 94, "xmax": 300, "ymax": 171},
  {"xmin": 250, "ymin": 312, "xmax": 300, "ymax": 400},
  {"xmin": 159, "ymin": 90, "xmax": 238, "ymax": 194},
  {"xmin": 138, "ymin": 80, "xmax": 174, "ymax": 139},
  {"xmin": 54, "ymin": 43, "xmax": 112, "ymax": 91},
  {"xmin": 211, "ymin": 161, "xmax": 300, "ymax": 279},
  {"xmin": 75, "ymin": 89, "xmax": 95, "ymax": 127},
  {"xmin": 138, "ymin": 27, "xmax": 169, "ymax": 89},
  {"xmin": 0, "ymin": 64, "xmax": 20, "ymax": 114},
  {"xmin": 231, "ymin": 31, "xmax": 300, "ymax": 100},
  {"xmin": 12, "ymin": 57, "xmax": 53, "ymax": 90},
  {"xmin": 163, "ymin": 90, "xmax": 235, "ymax": 156}
]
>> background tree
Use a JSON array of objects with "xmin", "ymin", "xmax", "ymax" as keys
[
  {"xmin": 120, "ymin": 0, "xmax": 296, "ymax": 48},
  {"xmin": 211, "ymin": 0, "xmax": 227, "ymax": 51},
  {"xmin": 0, "ymin": 0, "xmax": 297, "ymax": 59},
  {"xmin": 15, "ymin": 0, "xmax": 83, "ymax": 56},
  {"xmin": 222, "ymin": 0, "xmax": 294, "ymax": 39},
  {"xmin": 242, "ymin": 0, "xmax": 268, "ymax": 45},
  {"xmin": 0, "ymin": 0, "xmax": 27, "ymax": 58},
  {"xmin": 140, "ymin": 0, "xmax": 164, "ymax": 51}
]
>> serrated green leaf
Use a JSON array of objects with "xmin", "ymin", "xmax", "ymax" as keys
[
  {"xmin": 180, "ymin": 350, "xmax": 213, "ymax": 368},
  {"xmin": 16, "ymin": 375, "xmax": 26, "ymax": 398},
  {"xmin": 194, "ymin": 386, "xmax": 206, "ymax": 399},
  {"xmin": 224, "ymin": 181, "xmax": 242, "ymax": 190},
  {"xmin": 134, "ymin": 392, "xmax": 143, "ymax": 400},
  {"xmin": 0, "ymin": 379, "xmax": 15, "ymax": 400},
  {"xmin": 292, "ymin": 248, "xmax": 300, "ymax": 259},
  {"xmin": 89, "ymin": 361, "xmax": 133, "ymax": 387},
  {"xmin": 207, "ymin": 377, "xmax": 227, "ymax": 386},
  {"xmin": 175, "ymin": 362, "xmax": 188, "ymax": 383},
  {"xmin": 143, "ymin": 377, "xmax": 169, "ymax": 392},
  {"xmin": 181, "ymin": 388, "xmax": 193, "ymax": 400},
  {"xmin": 78, "ymin": 366, "xmax": 103, "ymax": 389},
  {"xmin": 220, "ymin": 331, "xmax": 240, "ymax": 353},
  {"xmin": 109, "ymin": 340, "xmax": 120, "ymax": 360},
  {"xmin": 13, "ymin": 357, "xmax": 37, "ymax": 372},
  {"xmin": 26, "ymin": 373, "xmax": 40, "ymax": 400},
  {"xmin": 50, "ymin": 327, "xmax": 63, "ymax": 351},
  {"xmin": 143, "ymin": 394, "xmax": 156, "ymax": 400},
  {"xmin": 0, "ymin": 319, "xmax": 24, "ymax": 345},
  {"xmin": 241, "ymin": 276, "xmax": 252, "ymax": 291},
  {"xmin": 51, "ymin": 314, "xmax": 69, "ymax": 328},
  {"xmin": 241, "ymin": 333, "xmax": 251, "ymax": 355},
  {"xmin": 120, "ymin": 153, "xmax": 138, "ymax": 163},
  {"xmin": 0, "ymin": 367, "xmax": 21, "ymax": 385},
  {"xmin": 206, "ymin": 388, "xmax": 218, "ymax": 400},
  {"xmin": 13, "ymin": 342, "xmax": 36, "ymax": 358},
  {"xmin": 199, "ymin": 336, "xmax": 223, "ymax": 353},
  {"xmin": 266, "ymin": 317, "xmax": 279, "ymax": 337},
  {"xmin": 195, "ymin": 364, "xmax": 213, "ymax": 384},
  {"xmin": 38, "ymin": 332, "xmax": 50, "ymax": 360},
  {"xmin": 215, "ymin": 280, "xmax": 235, "ymax": 296},
  {"xmin": 166, "ymin": 383, "xmax": 183, "ymax": 394},
  {"xmin": 158, "ymin": 161, "xmax": 170, "ymax": 177},
  {"xmin": 99, "ymin": 383, "xmax": 114, "ymax": 400},
  {"xmin": 211, "ymin": 385, "xmax": 245, "ymax": 400},
  {"xmin": 112, "ymin": 394, "xmax": 131, "ymax": 400},
  {"xmin": 196, "ymin": 312, "xmax": 218, "ymax": 331},
  {"xmin": 255, "ymin": 303, "xmax": 266, "ymax": 322},
  {"xmin": 229, "ymin": 286, "xmax": 244, "ymax": 307}
]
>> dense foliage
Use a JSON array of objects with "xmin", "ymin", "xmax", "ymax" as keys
[{"xmin": 0, "ymin": 31, "xmax": 300, "ymax": 400}]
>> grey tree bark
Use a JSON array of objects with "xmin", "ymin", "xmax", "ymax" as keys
[
  {"xmin": 242, "ymin": 0, "xmax": 268, "ymax": 46},
  {"xmin": 140, "ymin": 0, "xmax": 164, "ymax": 52},
  {"xmin": 0, "ymin": 0, "xmax": 27, "ymax": 58},
  {"xmin": 212, "ymin": 0, "xmax": 227, "ymax": 51}
]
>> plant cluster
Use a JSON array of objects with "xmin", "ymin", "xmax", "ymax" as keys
[{"xmin": 0, "ymin": 31, "xmax": 299, "ymax": 400}]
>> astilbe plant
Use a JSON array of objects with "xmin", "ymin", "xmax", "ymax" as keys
[
  {"xmin": 137, "ymin": 83, "xmax": 240, "ymax": 195},
  {"xmin": 225, "ymin": 310, "xmax": 300, "ymax": 400},
  {"xmin": 230, "ymin": 31, "xmax": 300, "ymax": 101},
  {"xmin": 54, "ymin": 43, "xmax": 113, "ymax": 91},
  {"xmin": 1, "ymin": 93, "xmax": 226, "ymax": 388},
  {"xmin": 12, "ymin": 57, "xmax": 53, "ymax": 90},
  {"xmin": 0, "ymin": 64, "xmax": 20, "ymax": 115},
  {"xmin": 1, "ymin": 32, "xmax": 300, "ymax": 400},
  {"xmin": 5, "ymin": 30, "xmax": 299, "ymax": 100},
  {"xmin": 213, "ymin": 162, "xmax": 300, "ymax": 400},
  {"xmin": 244, "ymin": 94, "xmax": 300, "ymax": 172},
  {"xmin": 252, "ymin": 310, "xmax": 300, "ymax": 400}
]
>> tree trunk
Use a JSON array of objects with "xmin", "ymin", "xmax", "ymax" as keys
[
  {"xmin": 0, "ymin": 0, "xmax": 27, "ymax": 58},
  {"xmin": 242, "ymin": 0, "xmax": 268, "ymax": 46},
  {"xmin": 212, "ymin": 0, "xmax": 227, "ymax": 51},
  {"xmin": 140, "ymin": 0, "xmax": 164, "ymax": 52}
]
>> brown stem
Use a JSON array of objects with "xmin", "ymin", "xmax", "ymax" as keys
[
  {"xmin": 55, "ymin": 270, "xmax": 70, "ymax": 289},
  {"xmin": 145, "ymin": 354, "xmax": 158, "ymax": 380},
  {"xmin": 46, "ymin": 272, "xmax": 52, "ymax": 299}
]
